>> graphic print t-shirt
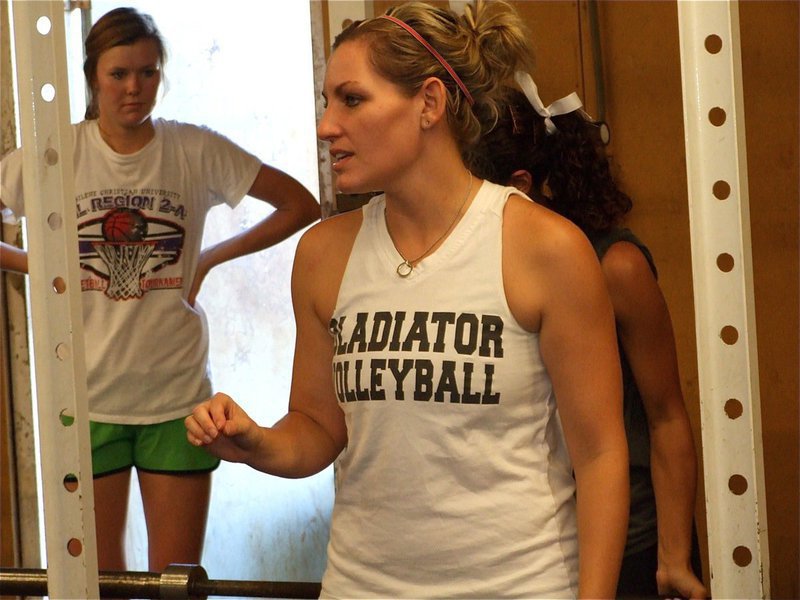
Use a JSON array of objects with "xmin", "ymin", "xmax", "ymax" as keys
[{"xmin": 1, "ymin": 119, "xmax": 261, "ymax": 423}]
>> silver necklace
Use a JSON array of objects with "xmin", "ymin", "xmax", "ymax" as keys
[{"xmin": 385, "ymin": 173, "xmax": 473, "ymax": 278}]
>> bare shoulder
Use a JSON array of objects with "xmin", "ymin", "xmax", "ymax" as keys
[
  {"xmin": 600, "ymin": 241, "xmax": 657, "ymax": 289},
  {"xmin": 296, "ymin": 208, "xmax": 363, "ymax": 263},
  {"xmin": 600, "ymin": 241, "xmax": 667, "ymax": 324},
  {"xmin": 293, "ymin": 208, "xmax": 364, "ymax": 323},
  {"xmin": 503, "ymin": 194, "xmax": 596, "ymax": 264},
  {"xmin": 502, "ymin": 194, "xmax": 605, "ymax": 332}
]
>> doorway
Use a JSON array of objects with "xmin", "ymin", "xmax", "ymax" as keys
[{"xmin": 50, "ymin": 0, "xmax": 333, "ymax": 582}]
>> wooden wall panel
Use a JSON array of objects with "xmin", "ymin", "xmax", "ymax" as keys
[
  {"xmin": 737, "ymin": 2, "xmax": 799, "ymax": 597},
  {"xmin": 521, "ymin": 1, "xmax": 798, "ymax": 596},
  {"xmin": 510, "ymin": 2, "xmax": 583, "ymax": 107},
  {"xmin": 0, "ymin": 373, "xmax": 14, "ymax": 569},
  {"xmin": 373, "ymin": 0, "xmax": 450, "ymax": 15},
  {"xmin": 0, "ymin": 0, "xmax": 18, "ymax": 571}
]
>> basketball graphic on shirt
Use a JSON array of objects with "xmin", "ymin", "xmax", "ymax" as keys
[
  {"xmin": 78, "ymin": 201, "xmax": 185, "ymax": 300},
  {"xmin": 101, "ymin": 208, "xmax": 148, "ymax": 242}
]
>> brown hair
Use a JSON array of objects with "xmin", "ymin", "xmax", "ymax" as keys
[
  {"xmin": 333, "ymin": 1, "xmax": 535, "ymax": 153},
  {"xmin": 468, "ymin": 88, "xmax": 632, "ymax": 235},
  {"xmin": 83, "ymin": 7, "xmax": 166, "ymax": 120}
]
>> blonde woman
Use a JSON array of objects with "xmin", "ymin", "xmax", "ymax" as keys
[{"xmin": 186, "ymin": 2, "xmax": 628, "ymax": 597}]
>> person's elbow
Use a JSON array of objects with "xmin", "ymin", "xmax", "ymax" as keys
[{"xmin": 298, "ymin": 193, "xmax": 322, "ymax": 227}]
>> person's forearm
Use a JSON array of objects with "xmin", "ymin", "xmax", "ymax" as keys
[
  {"xmin": 0, "ymin": 241, "xmax": 28, "ymax": 273},
  {"xmin": 204, "ymin": 165, "xmax": 321, "ymax": 272},
  {"xmin": 650, "ymin": 416, "xmax": 698, "ymax": 567},
  {"xmin": 201, "ymin": 199, "xmax": 318, "ymax": 273},
  {"xmin": 575, "ymin": 449, "xmax": 630, "ymax": 598},
  {"xmin": 246, "ymin": 410, "xmax": 342, "ymax": 478}
]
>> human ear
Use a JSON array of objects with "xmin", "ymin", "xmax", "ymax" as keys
[
  {"xmin": 419, "ymin": 76, "xmax": 448, "ymax": 128},
  {"xmin": 508, "ymin": 169, "xmax": 533, "ymax": 195}
]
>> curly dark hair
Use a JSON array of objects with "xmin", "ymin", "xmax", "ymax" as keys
[{"xmin": 468, "ymin": 88, "xmax": 632, "ymax": 235}]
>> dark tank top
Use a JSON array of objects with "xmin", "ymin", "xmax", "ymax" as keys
[{"xmin": 590, "ymin": 227, "xmax": 659, "ymax": 555}]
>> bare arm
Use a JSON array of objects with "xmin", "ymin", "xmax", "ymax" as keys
[
  {"xmin": 538, "ymin": 238, "xmax": 629, "ymax": 599},
  {"xmin": 0, "ymin": 198, "xmax": 28, "ymax": 273},
  {"xmin": 504, "ymin": 197, "xmax": 629, "ymax": 598},
  {"xmin": 0, "ymin": 240, "xmax": 28, "ymax": 273},
  {"xmin": 187, "ymin": 164, "xmax": 321, "ymax": 305},
  {"xmin": 602, "ymin": 242, "xmax": 707, "ymax": 599},
  {"xmin": 186, "ymin": 220, "xmax": 350, "ymax": 477}
]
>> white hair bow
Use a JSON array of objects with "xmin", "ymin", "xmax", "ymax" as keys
[{"xmin": 514, "ymin": 71, "xmax": 584, "ymax": 135}]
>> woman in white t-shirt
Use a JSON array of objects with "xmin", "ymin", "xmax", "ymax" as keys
[{"xmin": 0, "ymin": 6, "xmax": 319, "ymax": 573}]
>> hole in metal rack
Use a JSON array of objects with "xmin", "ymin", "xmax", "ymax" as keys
[
  {"xmin": 713, "ymin": 180, "xmax": 731, "ymax": 200},
  {"xmin": 64, "ymin": 473, "xmax": 79, "ymax": 492},
  {"xmin": 55, "ymin": 342, "xmax": 70, "ymax": 360},
  {"xmin": 36, "ymin": 16, "xmax": 52, "ymax": 35},
  {"xmin": 708, "ymin": 106, "xmax": 727, "ymax": 127},
  {"xmin": 45, "ymin": 147, "xmax": 59, "ymax": 165},
  {"xmin": 704, "ymin": 34, "xmax": 723, "ymax": 54},
  {"xmin": 728, "ymin": 474, "xmax": 748, "ymax": 495},
  {"xmin": 40, "ymin": 83, "xmax": 56, "ymax": 102},
  {"xmin": 59, "ymin": 409, "xmax": 75, "ymax": 426},
  {"xmin": 732, "ymin": 545, "xmax": 752, "ymax": 567},
  {"xmin": 53, "ymin": 277, "xmax": 66, "ymax": 294},
  {"xmin": 720, "ymin": 325, "xmax": 739, "ymax": 345},
  {"xmin": 724, "ymin": 398, "xmax": 743, "ymax": 420},
  {"xmin": 47, "ymin": 212, "xmax": 63, "ymax": 230},
  {"xmin": 67, "ymin": 538, "xmax": 83, "ymax": 557},
  {"xmin": 716, "ymin": 253, "xmax": 735, "ymax": 272}
]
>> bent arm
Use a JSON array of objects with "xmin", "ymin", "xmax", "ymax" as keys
[
  {"xmin": 602, "ymin": 242, "xmax": 706, "ymax": 599},
  {"xmin": 262, "ymin": 227, "xmax": 349, "ymax": 475},
  {"xmin": 204, "ymin": 164, "xmax": 320, "ymax": 264},
  {"xmin": 186, "ymin": 226, "xmax": 347, "ymax": 477},
  {"xmin": 188, "ymin": 164, "xmax": 321, "ymax": 303},
  {"xmin": 187, "ymin": 391, "xmax": 344, "ymax": 478}
]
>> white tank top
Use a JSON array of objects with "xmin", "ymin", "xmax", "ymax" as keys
[{"xmin": 321, "ymin": 180, "xmax": 578, "ymax": 598}]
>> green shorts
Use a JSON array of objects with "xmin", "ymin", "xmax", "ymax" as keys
[{"xmin": 90, "ymin": 417, "xmax": 220, "ymax": 478}]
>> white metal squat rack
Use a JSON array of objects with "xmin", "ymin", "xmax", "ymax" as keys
[
  {"xmin": 10, "ymin": 1, "xmax": 99, "ymax": 598},
  {"xmin": 677, "ymin": 1, "xmax": 769, "ymax": 598},
  {"xmin": 8, "ymin": 0, "xmax": 769, "ymax": 598}
]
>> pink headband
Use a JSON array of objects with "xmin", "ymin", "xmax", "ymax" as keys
[{"xmin": 378, "ymin": 14, "xmax": 475, "ymax": 106}]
